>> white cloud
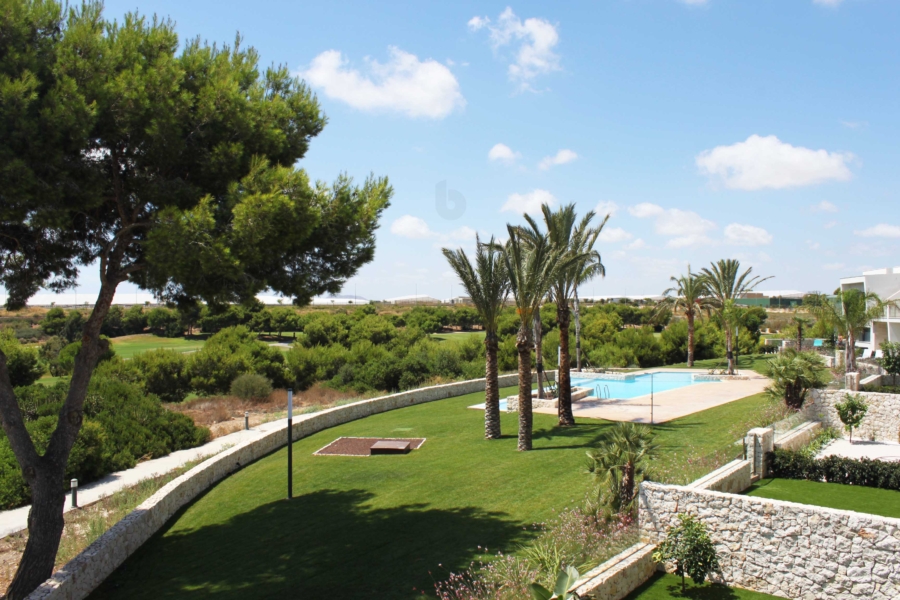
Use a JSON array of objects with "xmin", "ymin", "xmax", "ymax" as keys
[
  {"xmin": 823, "ymin": 262, "xmax": 846, "ymax": 271},
  {"xmin": 812, "ymin": 200, "xmax": 839, "ymax": 213},
  {"xmin": 824, "ymin": 220, "xmax": 838, "ymax": 229},
  {"xmin": 488, "ymin": 143, "xmax": 521, "ymax": 164},
  {"xmin": 390, "ymin": 215, "xmax": 434, "ymax": 239},
  {"xmin": 500, "ymin": 189, "xmax": 557, "ymax": 214},
  {"xmin": 625, "ymin": 238, "xmax": 645, "ymax": 250},
  {"xmin": 855, "ymin": 224, "xmax": 900, "ymax": 238},
  {"xmin": 390, "ymin": 216, "xmax": 478, "ymax": 245},
  {"xmin": 655, "ymin": 209, "xmax": 716, "ymax": 237},
  {"xmin": 468, "ymin": 7, "xmax": 560, "ymax": 90},
  {"xmin": 695, "ymin": 134, "xmax": 854, "ymax": 190},
  {"xmin": 807, "ymin": 240, "xmax": 821, "ymax": 251},
  {"xmin": 301, "ymin": 47, "xmax": 465, "ymax": 119},
  {"xmin": 841, "ymin": 120, "xmax": 868, "ymax": 129},
  {"xmin": 724, "ymin": 223, "xmax": 773, "ymax": 246},
  {"xmin": 680, "ymin": 0, "xmax": 709, "ymax": 5},
  {"xmin": 813, "ymin": 0, "xmax": 844, "ymax": 6},
  {"xmin": 599, "ymin": 227, "xmax": 633, "ymax": 243},
  {"xmin": 538, "ymin": 149, "xmax": 578, "ymax": 170},
  {"xmin": 628, "ymin": 203, "xmax": 665, "ymax": 218},
  {"xmin": 594, "ymin": 201, "xmax": 619, "ymax": 217}
]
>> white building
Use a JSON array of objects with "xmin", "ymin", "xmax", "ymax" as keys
[{"xmin": 840, "ymin": 267, "xmax": 900, "ymax": 350}]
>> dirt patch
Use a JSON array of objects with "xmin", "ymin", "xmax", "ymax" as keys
[{"xmin": 314, "ymin": 437, "xmax": 426, "ymax": 457}]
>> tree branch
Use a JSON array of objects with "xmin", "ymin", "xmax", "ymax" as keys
[{"xmin": 0, "ymin": 351, "xmax": 40, "ymax": 480}]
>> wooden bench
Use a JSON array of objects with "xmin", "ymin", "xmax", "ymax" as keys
[{"xmin": 370, "ymin": 440, "xmax": 411, "ymax": 455}]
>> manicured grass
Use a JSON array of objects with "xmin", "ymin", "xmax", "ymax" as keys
[
  {"xmin": 431, "ymin": 330, "xmax": 486, "ymax": 343},
  {"xmin": 90, "ymin": 389, "xmax": 776, "ymax": 600},
  {"xmin": 746, "ymin": 478, "xmax": 900, "ymax": 519},
  {"xmin": 109, "ymin": 334, "xmax": 207, "ymax": 359},
  {"xmin": 624, "ymin": 573, "xmax": 780, "ymax": 599},
  {"xmin": 667, "ymin": 354, "xmax": 773, "ymax": 376},
  {"xmin": 37, "ymin": 375, "xmax": 67, "ymax": 387}
]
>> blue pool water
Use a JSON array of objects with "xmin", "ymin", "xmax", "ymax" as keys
[{"xmin": 570, "ymin": 372, "xmax": 714, "ymax": 400}]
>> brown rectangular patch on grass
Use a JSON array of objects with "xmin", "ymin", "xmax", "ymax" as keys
[{"xmin": 313, "ymin": 437, "xmax": 426, "ymax": 457}]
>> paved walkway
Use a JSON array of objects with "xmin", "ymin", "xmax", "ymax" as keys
[
  {"xmin": 532, "ymin": 369, "xmax": 770, "ymax": 424},
  {"xmin": 817, "ymin": 438, "xmax": 900, "ymax": 462},
  {"xmin": 0, "ymin": 418, "xmax": 291, "ymax": 539}
]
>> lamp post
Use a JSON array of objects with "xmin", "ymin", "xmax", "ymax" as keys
[
  {"xmin": 70, "ymin": 479, "xmax": 78, "ymax": 509},
  {"xmin": 287, "ymin": 389, "xmax": 293, "ymax": 500}
]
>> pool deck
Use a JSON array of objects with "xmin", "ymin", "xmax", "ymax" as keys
[{"xmin": 536, "ymin": 368, "xmax": 770, "ymax": 424}]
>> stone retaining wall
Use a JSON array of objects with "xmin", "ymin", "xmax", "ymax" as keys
[
  {"xmin": 573, "ymin": 543, "xmax": 657, "ymax": 600},
  {"xmin": 805, "ymin": 388, "xmax": 900, "ymax": 443},
  {"xmin": 774, "ymin": 420, "xmax": 823, "ymax": 452},
  {"xmin": 27, "ymin": 375, "xmax": 519, "ymax": 600},
  {"xmin": 639, "ymin": 481, "xmax": 900, "ymax": 599},
  {"xmin": 687, "ymin": 459, "xmax": 751, "ymax": 494}
]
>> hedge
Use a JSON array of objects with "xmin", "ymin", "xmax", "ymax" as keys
[{"xmin": 768, "ymin": 449, "xmax": 900, "ymax": 491}]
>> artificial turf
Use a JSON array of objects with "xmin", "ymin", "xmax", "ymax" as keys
[
  {"xmin": 89, "ymin": 388, "xmax": 776, "ymax": 600},
  {"xmin": 109, "ymin": 333, "xmax": 208, "ymax": 359},
  {"xmin": 745, "ymin": 478, "xmax": 900, "ymax": 519},
  {"xmin": 623, "ymin": 573, "xmax": 781, "ymax": 599}
]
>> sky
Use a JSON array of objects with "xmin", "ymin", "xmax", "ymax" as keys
[{"xmin": 30, "ymin": 0, "xmax": 900, "ymax": 303}]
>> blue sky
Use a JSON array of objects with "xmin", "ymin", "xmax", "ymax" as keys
[{"xmin": 64, "ymin": 1, "xmax": 900, "ymax": 301}]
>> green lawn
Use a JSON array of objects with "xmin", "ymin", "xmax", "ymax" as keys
[
  {"xmin": 109, "ymin": 334, "xmax": 208, "ymax": 359},
  {"xmin": 746, "ymin": 478, "xmax": 900, "ymax": 519},
  {"xmin": 90, "ymin": 389, "xmax": 776, "ymax": 600},
  {"xmin": 624, "ymin": 573, "xmax": 780, "ymax": 599},
  {"xmin": 667, "ymin": 354, "xmax": 773, "ymax": 376},
  {"xmin": 430, "ymin": 330, "xmax": 486, "ymax": 343}
]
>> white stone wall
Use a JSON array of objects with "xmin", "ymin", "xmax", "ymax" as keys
[
  {"xmin": 574, "ymin": 543, "xmax": 657, "ymax": 600},
  {"xmin": 639, "ymin": 481, "xmax": 900, "ymax": 599},
  {"xmin": 687, "ymin": 459, "xmax": 752, "ymax": 495},
  {"xmin": 804, "ymin": 389, "xmax": 900, "ymax": 443},
  {"xmin": 26, "ymin": 375, "xmax": 519, "ymax": 600},
  {"xmin": 774, "ymin": 421, "xmax": 823, "ymax": 452}
]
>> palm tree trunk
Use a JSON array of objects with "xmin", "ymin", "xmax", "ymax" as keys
[
  {"xmin": 725, "ymin": 326, "xmax": 735, "ymax": 375},
  {"xmin": 516, "ymin": 323, "xmax": 533, "ymax": 451},
  {"xmin": 574, "ymin": 290, "xmax": 582, "ymax": 372},
  {"xmin": 847, "ymin": 330, "xmax": 857, "ymax": 372},
  {"xmin": 687, "ymin": 312, "xmax": 695, "ymax": 367},
  {"xmin": 621, "ymin": 461, "xmax": 635, "ymax": 508},
  {"xmin": 484, "ymin": 332, "xmax": 501, "ymax": 440},
  {"xmin": 534, "ymin": 309, "xmax": 544, "ymax": 399},
  {"xmin": 557, "ymin": 302, "xmax": 575, "ymax": 427},
  {"xmin": 796, "ymin": 322, "xmax": 803, "ymax": 353}
]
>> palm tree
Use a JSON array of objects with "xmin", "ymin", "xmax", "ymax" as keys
[
  {"xmin": 499, "ymin": 225, "xmax": 562, "ymax": 451},
  {"xmin": 586, "ymin": 422, "xmax": 658, "ymax": 514},
  {"xmin": 522, "ymin": 204, "xmax": 607, "ymax": 426},
  {"xmin": 699, "ymin": 259, "xmax": 771, "ymax": 375},
  {"xmin": 791, "ymin": 312, "xmax": 813, "ymax": 352},
  {"xmin": 807, "ymin": 289, "xmax": 893, "ymax": 372},
  {"xmin": 659, "ymin": 265, "xmax": 711, "ymax": 367},
  {"xmin": 442, "ymin": 236, "xmax": 509, "ymax": 440}
]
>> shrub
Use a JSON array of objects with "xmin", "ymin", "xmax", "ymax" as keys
[
  {"xmin": 54, "ymin": 337, "xmax": 116, "ymax": 377},
  {"xmin": 834, "ymin": 393, "xmax": 868, "ymax": 443},
  {"xmin": 769, "ymin": 449, "xmax": 900, "ymax": 490},
  {"xmin": 40, "ymin": 307, "xmax": 68, "ymax": 336},
  {"xmin": 230, "ymin": 373, "xmax": 273, "ymax": 400},
  {"xmin": 762, "ymin": 349, "xmax": 827, "ymax": 410},
  {"xmin": 0, "ymin": 378, "xmax": 209, "ymax": 509},
  {"xmin": 0, "ymin": 330, "xmax": 44, "ymax": 387},
  {"xmin": 147, "ymin": 307, "xmax": 182, "ymax": 337},
  {"xmin": 189, "ymin": 326, "xmax": 288, "ymax": 394},
  {"xmin": 130, "ymin": 350, "xmax": 192, "ymax": 403},
  {"xmin": 652, "ymin": 513, "xmax": 720, "ymax": 593}
]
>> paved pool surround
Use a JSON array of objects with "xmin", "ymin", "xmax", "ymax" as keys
[{"xmin": 26, "ymin": 374, "xmax": 526, "ymax": 600}]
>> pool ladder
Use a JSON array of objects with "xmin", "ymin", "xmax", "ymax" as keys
[{"xmin": 597, "ymin": 385, "xmax": 610, "ymax": 400}]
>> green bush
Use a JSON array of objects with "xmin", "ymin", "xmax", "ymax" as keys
[
  {"xmin": 0, "ymin": 378, "xmax": 209, "ymax": 509},
  {"xmin": 54, "ymin": 337, "xmax": 116, "ymax": 376},
  {"xmin": 130, "ymin": 350, "xmax": 192, "ymax": 403},
  {"xmin": 40, "ymin": 307, "xmax": 68, "ymax": 336},
  {"xmin": 189, "ymin": 326, "xmax": 288, "ymax": 394},
  {"xmin": 147, "ymin": 307, "xmax": 182, "ymax": 337},
  {"xmin": 0, "ymin": 330, "xmax": 44, "ymax": 386},
  {"xmin": 769, "ymin": 449, "xmax": 900, "ymax": 490},
  {"xmin": 230, "ymin": 373, "xmax": 273, "ymax": 400}
]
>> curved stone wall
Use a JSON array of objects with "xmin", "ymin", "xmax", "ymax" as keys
[{"xmin": 26, "ymin": 374, "xmax": 520, "ymax": 600}]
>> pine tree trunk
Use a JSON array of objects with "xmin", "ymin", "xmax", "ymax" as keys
[
  {"xmin": 484, "ymin": 332, "xmax": 501, "ymax": 440},
  {"xmin": 557, "ymin": 302, "xmax": 575, "ymax": 427},
  {"xmin": 687, "ymin": 312, "xmax": 695, "ymax": 367},
  {"xmin": 516, "ymin": 322, "xmax": 533, "ymax": 451},
  {"xmin": 534, "ymin": 309, "xmax": 544, "ymax": 399},
  {"xmin": 1, "ymin": 281, "xmax": 117, "ymax": 598},
  {"xmin": 574, "ymin": 291, "xmax": 582, "ymax": 372}
]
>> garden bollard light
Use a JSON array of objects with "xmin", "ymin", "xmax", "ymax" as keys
[
  {"xmin": 70, "ymin": 479, "xmax": 78, "ymax": 509},
  {"xmin": 244, "ymin": 411, "xmax": 249, "ymax": 430}
]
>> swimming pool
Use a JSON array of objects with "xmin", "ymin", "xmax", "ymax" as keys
[{"xmin": 570, "ymin": 372, "xmax": 715, "ymax": 400}]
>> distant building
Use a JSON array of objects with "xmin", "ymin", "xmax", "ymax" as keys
[
  {"xmin": 840, "ymin": 268, "xmax": 900, "ymax": 350},
  {"xmin": 736, "ymin": 290, "xmax": 806, "ymax": 309},
  {"xmin": 384, "ymin": 294, "xmax": 441, "ymax": 305},
  {"xmin": 578, "ymin": 295, "xmax": 663, "ymax": 304},
  {"xmin": 309, "ymin": 295, "xmax": 368, "ymax": 306},
  {"xmin": 445, "ymin": 296, "xmax": 471, "ymax": 305}
]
